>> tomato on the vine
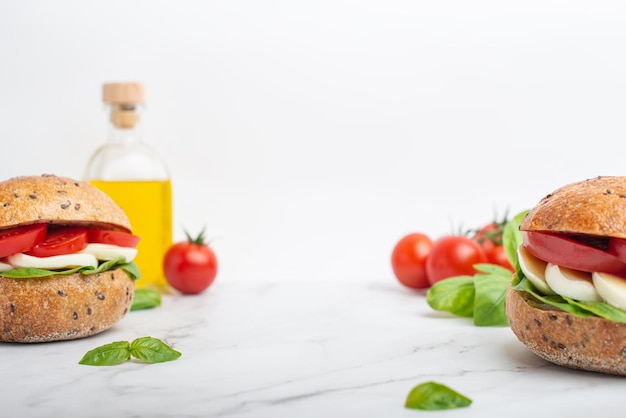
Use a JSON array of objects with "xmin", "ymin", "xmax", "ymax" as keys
[
  {"xmin": 473, "ymin": 223, "xmax": 500, "ymax": 252},
  {"xmin": 426, "ymin": 235, "xmax": 488, "ymax": 285},
  {"xmin": 485, "ymin": 245, "xmax": 514, "ymax": 272},
  {"xmin": 163, "ymin": 229, "xmax": 218, "ymax": 294},
  {"xmin": 472, "ymin": 222, "xmax": 514, "ymax": 272},
  {"xmin": 391, "ymin": 233, "xmax": 433, "ymax": 289}
]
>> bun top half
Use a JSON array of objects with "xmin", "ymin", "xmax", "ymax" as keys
[
  {"xmin": 520, "ymin": 176, "xmax": 626, "ymax": 239},
  {"xmin": 0, "ymin": 174, "xmax": 131, "ymax": 232}
]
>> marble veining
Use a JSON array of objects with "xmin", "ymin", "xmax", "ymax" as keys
[{"xmin": 2, "ymin": 278, "xmax": 626, "ymax": 418}]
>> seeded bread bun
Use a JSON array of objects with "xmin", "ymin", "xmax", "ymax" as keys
[
  {"xmin": 0, "ymin": 174, "xmax": 132, "ymax": 233},
  {"xmin": 509, "ymin": 175, "xmax": 626, "ymax": 375},
  {"xmin": 0, "ymin": 174, "xmax": 136, "ymax": 343},
  {"xmin": 506, "ymin": 286, "xmax": 626, "ymax": 376},
  {"xmin": 520, "ymin": 176, "xmax": 626, "ymax": 239},
  {"xmin": 0, "ymin": 268, "xmax": 134, "ymax": 343}
]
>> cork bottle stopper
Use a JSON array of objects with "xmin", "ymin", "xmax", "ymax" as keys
[
  {"xmin": 102, "ymin": 82, "xmax": 144, "ymax": 129},
  {"xmin": 102, "ymin": 82, "xmax": 145, "ymax": 105}
]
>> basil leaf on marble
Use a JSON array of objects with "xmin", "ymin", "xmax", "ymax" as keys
[
  {"xmin": 426, "ymin": 276, "xmax": 475, "ymax": 318},
  {"xmin": 130, "ymin": 336, "xmax": 182, "ymax": 363},
  {"xmin": 426, "ymin": 264, "xmax": 511, "ymax": 326},
  {"xmin": 78, "ymin": 341, "xmax": 132, "ymax": 366},
  {"xmin": 131, "ymin": 288, "xmax": 162, "ymax": 311},
  {"xmin": 473, "ymin": 263, "xmax": 511, "ymax": 326},
  {"xmin": 79, "ymin": 337, "xmax": 181, "ymax": 366},
  {"xmin": 405, "ymin": 381, "xmax": 472, "ymax": 410}
]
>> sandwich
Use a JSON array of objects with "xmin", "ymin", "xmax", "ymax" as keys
[
  {"xmin": 0, "ymin": 174, "xmax": 140, "ymax": 343},
  {"xmin": 507, "ymin": 175, "xmax": 626, "ymax": 376}
]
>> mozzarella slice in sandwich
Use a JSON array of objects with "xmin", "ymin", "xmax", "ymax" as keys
[
  {"xmin": 80, "ymin": 243, "xmax": 137, "ymax": 263},
  {"xmin": 0, "ymin": 261, "xmax": 12, "ymax": 272},
  {"xmin": 592, "ymin": 272, "xmax": 626, "ymax": 311},
  {"xmin": 545, "ymin": 263, "xmax": 601, "ymax": 302},
  {"xmin": 3, "ymin": 244, "xmax": 136, "ymax": 271},
  {"xmin": 517, "ymin": 245, "xmax": 555, "ymax": 295},
  {"xmin": 9, "ymin": 252, "xmax": 98, "ymax": 269}
]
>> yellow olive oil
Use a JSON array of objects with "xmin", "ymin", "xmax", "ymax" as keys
[{"xmin": 91, "ymin": 179, "xmax": 172, "ymax": 289}]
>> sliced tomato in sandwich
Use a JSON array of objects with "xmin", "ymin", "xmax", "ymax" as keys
[
  {"xmin": 0, "ymin": 224, "xmax": 47, "ymax": 258},
  {"xmin": 26, "ymin": 227, "xmax": 88, "ymax": 257},
  {"xmin": 523, "ymin": 231, "xmax": 626, "ymax": 277},
  {"xmin": 607, "ymin": 238, "xmax": 626, "ymax": 265},
  {"xmin": 87, "ymin": 229, "xmax": 140, "ymax": 248}
]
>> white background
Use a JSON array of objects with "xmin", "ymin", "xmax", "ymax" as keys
[{"xmin": 2, "ymin": 1, "xmax": 626, "ymax": 285}]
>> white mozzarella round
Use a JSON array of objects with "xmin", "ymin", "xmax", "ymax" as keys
[
  {"xmin": 544, "ymin": 263, "xmax": 601, "ymax": 302},
  {"xmin": 592, "ymin": 272, "xmax": 626, "ymax": 311},
  {"xmin": 8, "ymin": 252, "xmax": 98, "ymax": 269},
  {"xmin": 0, "ymin": 261, "xmax": 12, "ymax": 272},
  {"xmin": 79, "ymin": 243, "xmax": 137, "ymax": 262},
  {"xmin": 517, "ymin": 245, "xmax": 555, "ymax": 295}
]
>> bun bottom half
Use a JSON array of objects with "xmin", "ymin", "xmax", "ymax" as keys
[
  {"xmin": 506, "ymin": 286, "xmax": 626, "ymax": 376},
  {"xmin": 0, "ymin": 268, "xmax": 135, "ymax": 343}
]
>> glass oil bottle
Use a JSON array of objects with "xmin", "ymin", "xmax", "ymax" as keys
[{"xmin": 85, "ymin": 82, "xmax": 172, "ymax": 289}]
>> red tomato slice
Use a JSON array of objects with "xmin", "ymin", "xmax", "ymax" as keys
[
  {"xmin": 26, "ymin": 227, "xmax": 88, "ymax": 257},
  {"xmin": 88, "ymin": 229, "xmax": 140, "ymax": 248},
  {"xmin": 0, "ymin": 224, "xmax": 47, "ymax": 258},
  {"xmin": 607, "ymin": 237, "xmax": 626, "ymax": 264},
  {"xmin": 523, "ymin": 231, "xmax": 626, "ymax": 276}
]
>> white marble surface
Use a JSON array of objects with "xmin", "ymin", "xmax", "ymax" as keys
[
  {"xmin": 4, "ymin": 2, "xmax": 626, "ymax": 417},
  {"xmin": 2, "ymin": 276, "xmax": 626, "ymax": 418}
]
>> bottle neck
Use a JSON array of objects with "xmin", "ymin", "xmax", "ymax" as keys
[
  {"xmin": 105, "ymin": 103, "xmax": 144, "ymax": 142},
  {"xmin": 107, "ymin": 123, "xmax": 142, "ymax": 143}
]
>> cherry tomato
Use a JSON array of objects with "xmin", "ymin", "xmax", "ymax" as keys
[
  {"xmin": 391, "ymin": 233, "xmax": 433, "ymax": 289},
  {"xmin": 88, "ymin": 229, "xmax": 141, "ymax": 248},
  {"xmin": 473, "ymin": 223, "xmax": 500, "ymax": 252},
  {"xmin": 523, "ymin": 231, "xmax": 626, "ymax": 276},
  {"xmin": 485, "ymin": 245, "xmax": 514, "ymax": 272},
  {"xmin": 163, "ymin": 230, "xmax": 218, "ymax": 294},
  {"xmin": 0, "ymin": 224, "xmax": 47, "ymax": 258},
  {"xmin": 26, "ymin": 226, "xmax": 89, "ymax": 257},
  {"xmin": 472, "ymin": 222, "xmax": 514, "ymax": 272},
  {"xmin": 426, "ymin": 235, "xmax": 488, "ymax": 285}
]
